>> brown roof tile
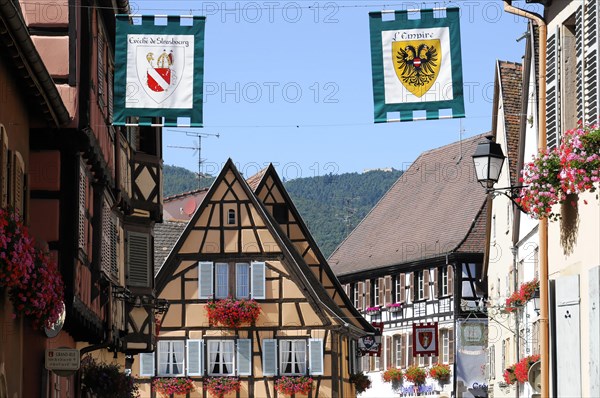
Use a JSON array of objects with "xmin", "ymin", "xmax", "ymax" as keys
[
  {"xmin": 328, "ymin": 134, "xmax": 489, "ymax": 276},
  {"xmin": 498, "ymin": 61, "xmax": 523, "ymax": 187},
  {"xmin": 154, "ymin": 220, "xmax": 187, "ymax": 275}
]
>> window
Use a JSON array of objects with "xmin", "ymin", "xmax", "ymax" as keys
[
  {"xmin": 207, "ymin": 340, "xmax": 235, "ymax": 376},
  {"xmin": 280, "ymin": 340, "xmax": 307, "ymax": 375},
  {"xmin": 199, "ymin": 261, "xmax": 265, "ymax": 300},
  {"xmin": 441, "ymin": 330, "xmax": 450, "ymax": 364},
  {"xmin": 417, "ymin": 271, "xmax": 425, "ymax": 300},
  {"xmin": 441, "ymin": 267, "xmax": 449, "ymax": 296},
  {"xmin": 489, "ymin": 345, "xmax": 495, "ymax": 379},
  {"xmin": 394, "ymin": 336, "xmax": 402, "ymax": 367},
  {"xmin": 395, "ymin": 276, "xmax": 401, "ymax": 303},
  {"xmin": 158, "ymin": 341, "xmax": 185, "ymax": 376},
  {"xmin": 374, "ymin": 279, "xmax": 380, "ymax": 306},
  {"xmin": 227, "ymin": 209, "xmax": 236, "ymax": 225},
  {"xmin": 353, "ymin": 283, "xmax": 359, "ymax": 308},
  {"xmin": 373, "ymin": 355, "xmax": 380, "ymax": 371},
  {"xmin": 273, "ymin": 203, "xmax": 289, "ymax": 224}
]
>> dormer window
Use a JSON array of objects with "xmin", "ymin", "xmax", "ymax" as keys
[{"xmin": 227, "ymin": 209, "xmax": 236, "ymax": 225}]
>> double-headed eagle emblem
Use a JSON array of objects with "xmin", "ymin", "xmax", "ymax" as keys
[{"xmin": 392, "ymin": 40, "xmax": 441, "ymax": 97}]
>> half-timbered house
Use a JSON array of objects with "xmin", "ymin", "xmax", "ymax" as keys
[
  {"xmin": 329, "ymin": 135, "xmax": 489, "ymax": 398},
  {"xmin": 134, "ymin": 160, "xmax": 373, "ymax": 397}
]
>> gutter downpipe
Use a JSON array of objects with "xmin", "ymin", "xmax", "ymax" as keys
[{"xmin": 502, "ymin": 2, "xmax": 549, "ymax": 398}]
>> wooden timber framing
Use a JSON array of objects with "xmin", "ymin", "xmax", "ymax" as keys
[{"xmin": 136, "ymin": 160, "xmax": 374, "ymax": 398}]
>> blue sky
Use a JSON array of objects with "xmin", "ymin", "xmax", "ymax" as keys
[{"xmin": 135, "ymin": 0, "xmax": 540, "ymax": 179}]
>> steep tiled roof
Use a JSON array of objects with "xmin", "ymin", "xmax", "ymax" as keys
[
  {"xmin": 498, "ymin": 61, "xmax": 523, "ymax": 187},
  {"xmin": 328, "ymin": 134, "xmax": 489, "ymax": 276},
  {"xmin": 154, "ymin": 220, "xmax": 187, "ymax": 275},
  {"xmin": 245, "ymin": 167, "xmax": 268, "ymax": 191}
]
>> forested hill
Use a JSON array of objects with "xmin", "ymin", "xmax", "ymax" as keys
[{"xmin": 163, "ymin": 165, "xmax": 403, "ymax": 257}]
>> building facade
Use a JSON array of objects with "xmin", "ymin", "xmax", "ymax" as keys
[{"xmin": 329, "ymin": 136, "xmax": 489, "ymax": 398}]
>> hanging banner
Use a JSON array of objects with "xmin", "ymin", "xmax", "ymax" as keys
[
  {"xmin": 113, "ymin": 15, "xmax": 206, "ymax": 127},
  {"xmin": 358, "ymin": 322, "xmax": 384, "ymax": 356},
  {"xmin": 455, "ymin": 319, "xmax": 488, "ymax": 398},
  {"xmin": 412, "ymin": 322, "xmax": 438, "ymax": 357},
  {"xmin": 369, "ymin": 7, "xmax": 464, "ymax": 123}
]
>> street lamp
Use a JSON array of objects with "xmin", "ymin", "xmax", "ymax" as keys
[
  {"xmin": 472, "ymin": 135, "xmax": 527, "ymax": 212},
  {"xmin": 531, "ymin": 288, "xmax": 541, "ymax": 316}
]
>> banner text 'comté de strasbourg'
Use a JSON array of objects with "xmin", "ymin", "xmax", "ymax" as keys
[
  {"xmin": 114, "ymin": 15, "xmax": 206, "ymax": 127},
  {"xmin": 370, "ymin": 8, "xmax": 465, "ymax": 123}
]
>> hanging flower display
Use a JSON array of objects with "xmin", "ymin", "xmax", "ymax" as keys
[
  {"xmin": 204, "ymin": 376, "xmax": 241, "ymax": 398},
  {"xmin": 274, "ymin": 376, "xmax": 313, "ymax": 396},
  {"xmin": 206, "ymin": 298, "xmax": 261, "ymax": 328},
  {"xmin": 504, "ymin": 279, "xmax": 539, "ymax": 313},
  {"xmin": 365, "ymin": 306, "xmax": 382, "ymax": 315},
  {"xmin": 503, "ymin": 365, "xmax": 517, "ymax": 385},
  {"xmin": 386, "ymin": 302, "xmax": 402, "ymax": 312},
  {"xmin": 514, "ymin": 355, "xmax": 540, "ymax": 383},
  {"xmin": 349, "ymin": 371, "xmax": 372, "ymax": 394},
  {"xmin": 382, "ymin": 367, "xmax": 404, "ymax": 392},
  {"xmin": 153, "ymin": 377, "xmax": 196, "ymax": 397},
  {"xmin": 428, "ymin": 363, "xmax": 451, "ymax": 384},
  {"xmin": 81, "ymin": 356, "xmax": 140, "ymax": 398},
  {"xmin": 0, "ymin": 207, "xmax": 36, "ymax": 288},
  {"xmin": 404, "ymin": 365, "xmax": 427, "ymax": 386},
  {"xmin": 517, "ymin": 125, "xmax": 600, "ymax": 220}
]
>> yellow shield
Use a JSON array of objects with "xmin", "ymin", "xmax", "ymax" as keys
[{"xmin": 392, "ymin": 39, "xmax": 441, "ymax": 98}]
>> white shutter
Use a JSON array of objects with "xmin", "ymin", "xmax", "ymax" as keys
[
  {"xmin": 199, "ymin": 262, "xmax": 214, "ymax": 299},
  {"xmin": 546, "ymin": 28, "xmax": 560, "ymax": 150},
  {"xmin": 262, "ymin": 339, "xmax": 277, "ymax": 376},
  {"xmin": 576, "ymin": 6, "xmax": 584, "ymax": 122},
  {"xmin": 309, "ymin": 339, "xmax": 324, "ymax": 376},
  {"xmin": 187, "ymin": 339, "xmax": 203, "ymax": 376},
  {"xmin": 251, "ymin": 261, "xmax": 266, "ymax": 299},
  {"xmin": 237, "ymin": 339, "xmax": 252, "ymax": 376},
  {"xmin": 584, "ymin": 0, "xmax": 599, "ymax": 123},
  {"xmin": 139, "ymin": 352, "xmax": 155, "ymax": 376}
]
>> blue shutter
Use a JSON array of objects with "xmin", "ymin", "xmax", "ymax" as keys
[
  {"xmin": 262, "ymin": 339, "xmax": 277, "ymax": 376},
  {"xmin": 199, "ymin": 262, "xmax": 214, "ymax": 299},
  {"xmin": 309, "ymin": 339, "xmax": 324, "ymax": 375},
  {"xmin": 187, "ymin": 339, "xmax": 203, "ymax": 376},
  {"xmin": 139, "ymin": 352, "xmax": 155, "ymax": 376},
  {"xmin": 251, "ymin": 262, "xmax": 266, "ymax": 299},
  {"xmin": 237, "ymin": 339, "xmax": 252, "ymax": 376}
]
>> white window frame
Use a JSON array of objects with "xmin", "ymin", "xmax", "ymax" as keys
[
  {"xmin": 441, "ymin": 330, "xmax": 450, "ymax": 364},
  {"xmin": 236, "ymin": 263, "xmax": 250, "ymax": 299},
  {"xmin": 158, "ymin": 340, "xmax": 185, "ymax": 376},
  {"xmin": 374, "ymin": 279, "xmax": 380, "ymax": 306},
  {"xmin": 394, "ymin": 336, "xmax": 402, "ymax": 367},
  {"xmin": 395, "ymin": 276, "xmax": 401, "ymax": 303},
  {"xmin": 353, "ymin": 284, "xmax": 359, "ymax": 308},
  {"xmin": 207, "ymin": 340, "xmax": 236, "ymax": 376},
  {"xmin": 417, "ymin": 271, "xmax": 425, "ymax": 300},
  {"xmin": 441, "ymin": 267, "xmax": 449, "ymax": 296},
  {"xmin": 215, "ymin": 263, "xmax": 229, "ymax": 299},
  {"xmin": 280, "ymin": 339, "xmax": 307, "ymax": 376}
]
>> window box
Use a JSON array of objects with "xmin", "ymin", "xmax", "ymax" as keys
[
  {"xmin": 274, "ymin": 376, "xmax": 313, "ymax": 396},
  {"xmin": 152, "ymin": 377, "xmax": 196, "ymax": 397},
  {"xmin": 206, "ymin": 298, "xmax": 261, "ymax": 328},
  {"xmin": 365, "ymin": 306, "xmax": 382, "ymax": 315},
  {"xmin": 386, "ymin": 303, "xmax": 402, "ymax": 313},
  {"xmin": 204, "ymin": 376, "xmax": 241, "ymax": 398}
]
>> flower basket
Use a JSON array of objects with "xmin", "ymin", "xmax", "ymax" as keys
[
  {"xmin": 405, "ymin": 365, "xmax": 427, "ymax": 386},
  {"xmin": 204, "ymin": 376, "xmax": 240, "ymax": 398},
  {"xmin": 517, "ymin": 125, "xmax": 600, "ymax": 220},
  {"xmin": 382, "ymin": 368, "xmax": 404, "ymax": 392},
  {"xmin": 349, "ymin": 372, "xmax": 372, "ymax": 394},
  {"xmin": 514, "ymin": 355, "xmax": 540, "ymax": 383},
  {"xmin": 503, "ymin": 365, "xmax": 517, "ymax": 385},
  {"xmin": 505, "ymin": 279, "xmax": 539, "ymax": 313},
  {"xmin": 386, "ymin": 303, "xmax": 402, "ymax": 313},
  {"xmin": 81, "ymin": 356, "xmax": 140, "ymax": 398},
  {"xmin": 428, "ymin": 363, "xmax": 451, "ymax": 384},
  {"xmin": 153, "ymin": 377, "xmax": 196, "ymax": 397},
  {"xmin": 274, "ymin": 376, "xmax": 313, "ymax": 396},
  {"xmin": 365, "ymin": 306, "xmax": 381, "ymax": 315},
  {"xmin": 206, "ymin": 298, "xmax": 261, "ymax": 328},
  {"xmin": 0, "ymin": 207, "xmax": 36, "ymax": 289}
]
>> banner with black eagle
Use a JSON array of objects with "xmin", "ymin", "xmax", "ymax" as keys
[
  {"xmin": 113, "ymin": 15, "xmax": 206, "ymax": 127},
  {"xmin": 369, "ymin": 8, "xmax": 464, "ymax": 123}
]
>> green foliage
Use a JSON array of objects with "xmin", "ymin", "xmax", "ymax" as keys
[
  {"xmin": 162, "ymin": 164, "xmax": 215, "ymax": 197},
  {"xmin": 162, "ymin": 166, "xmax": 402, "ymax": 258}
]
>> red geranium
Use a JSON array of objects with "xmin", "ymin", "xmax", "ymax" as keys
[
  {"xmin": 505, "ymin": 279, "xmax": 539, "ymax": 313},
  {"xmin": 514, "ymin": 355, "xmax": 540, "ymax": 383},
  {"xmin": 206, "ymin": 298, "xmax": 261, "ymax": 328},
  {"xmin": 0, "ymin": 207, "xmax": 36, "ymax": 288},
  {"xmin": 204, "ymin": 376, "xmax": 240, "ymax": 398},
  {"xmin": 274, "ymin": 376, "xmax": 313, "ymax": 396},
  {"xmin": 153, "ymin": 377, "xmax": 196, "ymax": 397}
]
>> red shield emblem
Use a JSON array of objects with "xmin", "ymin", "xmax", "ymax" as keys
[
  {"xmin": 147, "ymin": 68, "xmax": 171, "ymax": 92},
  {"xmin": 419, "ymin": 331, "xmax": 433, "ymax": 349}
]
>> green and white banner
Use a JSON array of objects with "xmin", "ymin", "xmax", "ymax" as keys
[
  {"xmin": 114, "ymin": 15, "xmax": 205, "ymax": 127},
  {"xmin": 369, "ymin": 8, "xmax": 464, "ymax": 123}
]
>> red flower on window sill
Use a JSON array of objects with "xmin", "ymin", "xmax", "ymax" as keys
[
  {"xmin": 206, "ymin": 298, "xmax": 261, "ymax": 328},
  {"xmin": 274, "ymin": 376, "xmax": 313, "ymax": 396}
]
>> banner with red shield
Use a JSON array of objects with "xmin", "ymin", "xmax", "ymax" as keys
[
  {"xmin": 358, "ymin": 322, "xmax": 384, "ymax": 356},
  {"xmin": 412, "ymin": 322, "xmax": 438, "ymax": 357}
]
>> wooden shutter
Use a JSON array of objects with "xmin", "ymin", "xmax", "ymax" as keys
[
  {"xmin": 102, "ymin": 199, "xmax": 118, "ymax": 278},
  {"xmin": 410, "ymin": 273, "xmax": 415, "ymax": 302},
  {"xmin": 546, "ymin": 28, "xmax": 560, "ymax": 149},
  {"xmin": 555, "ymin": 275, "xmax": 582, "ymax": 397},
  {"xmin": 449, "ymin": 329, "xmax": 455, "ymax": 364},
  {"xmin": 108, "ymin": 67, "xmax": 114, "ymax": 123},
  {"xmin": 407, "ymin": 333, "xmax": 413, "ymax": 366},
  {"xmin": 126, "ymin": 231, "xmax": 151, "ymax": 287},
  {"xmin": 385, "ymin": 335, "xmax": 392, "ymax": 370},
  {"xmin": 385, "ymin": 276, "xmax": 392, "ymax": 305},
  {"xmin": 97, "ymin": 29, "xmax": 105, "ymax": 108},
  {"xmin": 237, "ymin": 339, "xmax": 252, "ymax": 376},
  {"xmin": 424, "ymin": 269, "xmax": 431, "ymax": 300},
  {"xmin": 78, "ymin": 162, "xmax": 87, "ymax": 251},
  {"xmin": 309, "ymin": 339, "xmax": 324, "ymax": 375},
  {"xmin": 12, "ymin": 151, "xmax": 24, "ymax": 215},
  {"xmin": 447, "ymin": 265, "xmax": 454, "ymax": 296},
  {"xmin": 0, "ymin": 127, "xmax": 7, "ymax": 208},
  {"xmin": 187, "ymin": 339, "xmax": 203, "ymax": 376},
  {"xmin": 262, "ymin": 339, "xmax": 277, "ymax": 376},
  {"xmin": 365, "ymin": 280, "xmax": 371, "ymax": 308},
  {"xmin": 251, "ymin": 261, "xmax": 266, "ymax": 299},
  {"xmin": 584, "ymin": 0, "xmax": 599, "ymax": 123},
  {"xmin": 357, "ymin": 282, "xmax": 364, "ymax": 310},
  {"xmin": 199, "ymin": 261, "xmax": 214, "ymax": 299},
  {"xmin": 433, "ymin": 268, "xmax": 439, "ymax": 299},
  {"xmin": 139, "ymin": 352, "xmax": 155, "ymax": 376},
  {"xmin": 400, "ymin": 274, "xmax": 406, "ymax": 303},
  {"xmin": 378, "ymin": 277, "xmax": 385, "ymax": 306}
]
